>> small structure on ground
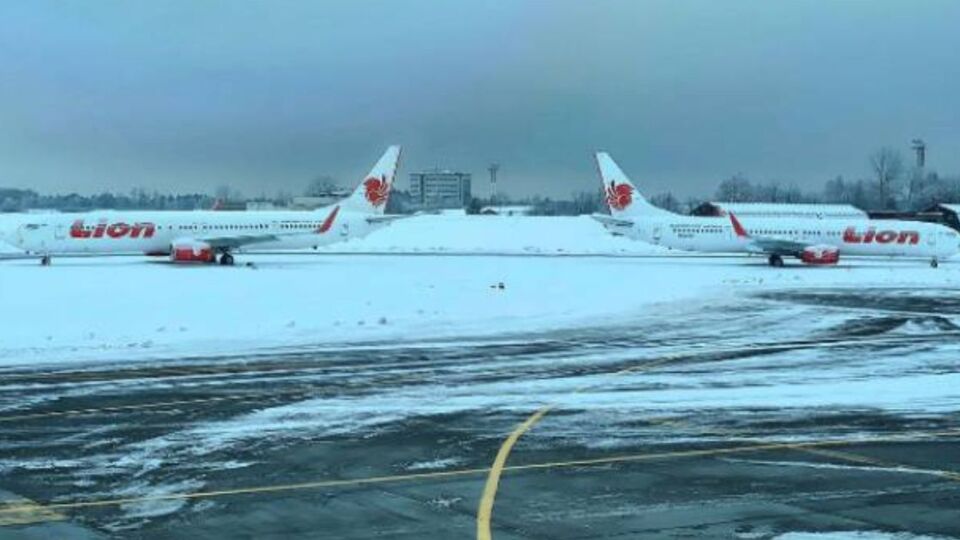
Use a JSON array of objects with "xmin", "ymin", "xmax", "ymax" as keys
[{"xmin": 479, "ymin": 206, "xmax": 533, "ymax": 216}]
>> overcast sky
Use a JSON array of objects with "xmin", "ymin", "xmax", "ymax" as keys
[{"xmin": 1, "ymin": 0, "xmax": 958, "ymax": 198}]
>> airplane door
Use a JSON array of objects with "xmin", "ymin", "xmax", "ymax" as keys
[
  {"xmin": 340, "ymin": 222, "xmax": 350, "ymax": 238},
  {"xmin": 54, "ymin": 223, "xmax": 67, "ymax": 239},
  {"xmin": 652, "ymin": 225, "xmax": 662, "ymax": 244}
]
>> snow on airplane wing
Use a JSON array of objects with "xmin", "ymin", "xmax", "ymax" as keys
[
  {"xmin": 743, "ymin": 237, "xmax": 812, "ymax": 255},
  {"xmin": 591, "ymin": 214, "xmax": 633, "ymax": 227},
  {"xmin": 365, "ymin": 215, "xmax": 406, "ymax": 225},
  {"xmin": 590, "ymin": 213, "xmax": 634, "ymax": 236},
  {"xmin": 197, "ymin": 234, "xmax": 284, "ymax": 250},
  {"xmin": 728, "ymin": 213, "xmax": 811, "ymax": 255}
]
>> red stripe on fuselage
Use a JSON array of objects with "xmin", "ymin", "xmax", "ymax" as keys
[{"xmin": 317, "ymin": 206, "xmax": 340, "ymax": 234}]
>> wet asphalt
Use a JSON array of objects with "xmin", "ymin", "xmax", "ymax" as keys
[{"xmin": 1, "ymin": 287, "xmax": 959, "ymax": 539}]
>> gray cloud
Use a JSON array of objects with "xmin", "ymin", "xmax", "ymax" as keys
[{"xmin": 1, "ymin": 0, "xmax": 958, "ymax": 198}]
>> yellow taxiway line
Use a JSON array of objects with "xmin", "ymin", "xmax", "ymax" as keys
[
  {"xmin": 476, "ymin": 405, "xmax": 552, "ymax": 540},
  {"xmin": 0, "ymin": 428, "xmax": 957, "ymax": 526},
  {"xmin": 474, "ymin": 344, "xmax": 960, "ymax": 539},
  {"xmin": 0, "ymin": 496, "xmax": 65, "ymax": 527}
]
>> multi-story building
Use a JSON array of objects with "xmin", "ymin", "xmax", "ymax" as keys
[{"xmin": 409, "ymin": 169, "xmax": 471, "ymax": 209}]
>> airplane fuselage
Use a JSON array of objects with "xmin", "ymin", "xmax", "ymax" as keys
[
  {"xmin": 6, "ymin": 207, "xmax": 384, "ymax": 255},
  {"xmin": 606, "ymin": 215, "xmax": 959, "ymax": 259}
]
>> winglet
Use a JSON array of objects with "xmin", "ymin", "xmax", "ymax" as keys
[
  {"xmin": 316, "ymin": 205, "xmax": 340, "ymax": 234},
  {"xmin": 729, "ymin": 212, "xmax": 749, "ymax": 238}
]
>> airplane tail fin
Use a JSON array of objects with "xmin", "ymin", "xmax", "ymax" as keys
[
  {"xmin": 341, "ymin": 145, "xmax": 402, "ymax": 215},
  {"xmin": 595, "ymin": 152, "xmax": 672, "ymax": 218}
]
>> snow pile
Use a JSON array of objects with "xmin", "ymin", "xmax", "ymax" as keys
[{"xmin": 318, "ymin": 214, "xmax": 669, "ymax": 255}]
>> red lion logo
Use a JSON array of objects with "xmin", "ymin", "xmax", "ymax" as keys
[
  {"xmin": 605, "ymin": 182, "xmax": 633, "ymax": 211},
  {"xmin": 363, "ymin": 175, "xmax": 390, "ymax": 207}
]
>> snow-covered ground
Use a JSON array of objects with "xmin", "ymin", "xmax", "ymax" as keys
[
  {"xmin": 2, "ymin": 270, "xmax": 958, "ymax": 534},
  {"xmin": 1, "ymin": 214, "xmax": 958, "ymax": 365},
  {"xmin": 0, "ymin": 215, "xmax": 960, "ymax": 365},
  {"xmin": 3, "ymin": 216, "xmax": 959, "ymax": 536},
  {"xmin": 1, "ymin": 251, "xmax": 958, "ymax": 366},
  {"xmin": 316, "ymin": 214, "xmax": 668, "ymax": 255}
]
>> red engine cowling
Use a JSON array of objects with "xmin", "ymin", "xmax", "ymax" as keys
[
  {"xmin": 801, "ymin": 245, "xmax": 840, "ymax": 265},
  {"xmin": 170, "ymin": 240, "xmax": 215, "ymax": 263}
]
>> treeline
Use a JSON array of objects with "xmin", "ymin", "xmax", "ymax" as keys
[
  {"xmin": 466, "ymin": 191, "xmax": 606, "ymax": 216},
  {"xmin": 4, "ymin": 148, "xmax": 959, "ymax": 215},
  {"xmin": 681, "ymin": 147, "xmax": 960, "ymax": 213},
  {"xmin": 466, "ymin": 171, "xmax": 960, "ymax": 217},
  {"xmin": 0, "ymin": 188, "xmax": 218, "ymax": 213},
  {"xmin": 705, "ymin": 171, "xmax": 960, "ymax": 212},
  {"xmin": 475, "ymin": 148, "xmax": 960, "ymax": 216},
  {"xmin": 6, "ymin": 174, "xmax": 959, "ymax": 217}
]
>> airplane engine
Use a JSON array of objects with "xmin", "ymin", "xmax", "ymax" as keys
[
  {"xmin": 800, "ymin": 245, "xmax": 839, "ymax": 265},
  {"xmin": 170, "ymin": 240, "xmax": 215, "ymax": 263}
]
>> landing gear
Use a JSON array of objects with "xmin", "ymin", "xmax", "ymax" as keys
[
  {"xmin": 767, "ymin": 254, "xmax": 784, "ymax": 267},
  {"xmin": 219, "ymin": 253, "xmax": 235, "ymax": 266},
  {"xmin": 40, "ymin": 255, "xmax": 51, "ymax": 266},
  {"xmin": 931, "ymin": 258, "xmax": 939, "ymax": 269}
]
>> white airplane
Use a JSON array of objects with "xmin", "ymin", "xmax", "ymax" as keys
[
  {"xmin": 1, "ymin": 146, "xmax": 403, "ymax": 265},
  {"xmin": 592, "ymin": 151, "xmax": 959, "ymax": 267}
]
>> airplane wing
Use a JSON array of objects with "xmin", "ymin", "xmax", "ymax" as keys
[
  {"xmin": 743, "ymin": 237, "xmax": 811, "ymax": 256},
  {"xmin": 198, "ymin": 234, "xmax": 284, "ymax": 250},
  {"xmin": 591, "ymin": 213, "xmax": 634, "ymax": 236},
  {"xmin": 728, "ymin": 213, "xmax": 810, "ymax": 255},
  {"xmin": 591, "ymin": 213, "xmax": 633, "ymax": 227},
  {"xmin": 366, "ymin": 214, "xmax": 408, "ymax": 225}
]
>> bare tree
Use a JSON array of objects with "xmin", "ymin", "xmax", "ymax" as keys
[
  {"xmin": 714, "ymin": 174, "xmax": 754, "ymax": 202},
  {"xmin": 213, "ymin": 185, "xmax": 245, "ymax": 207},
  {"xmin": 305, "ymin": 175, "xmax": 340, "ymax": 197},
  {"xmin": 755, "ymin": 183, "xmax": 781, "ymax": 203},
  {"xmin": 274, "ymin": 190, "xmax": 293, "ymax": 205},
  {"xmin": 823, "ymin": 175, "xmax": 849, "ymax": 204},
  {"xmin": 571, "ymin": 189, "xmax": 603, "ymax": 215},
  {"xmin": 869, "ymin": 147, "xmax": 904, "ymax": 209},
  {"xmin": 783, "ymin": 184, "xmax": 805, "ymax": 203},
  {"xmin": 650, "ymin": 192, "xmax": 681, "ymax": 213}
]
